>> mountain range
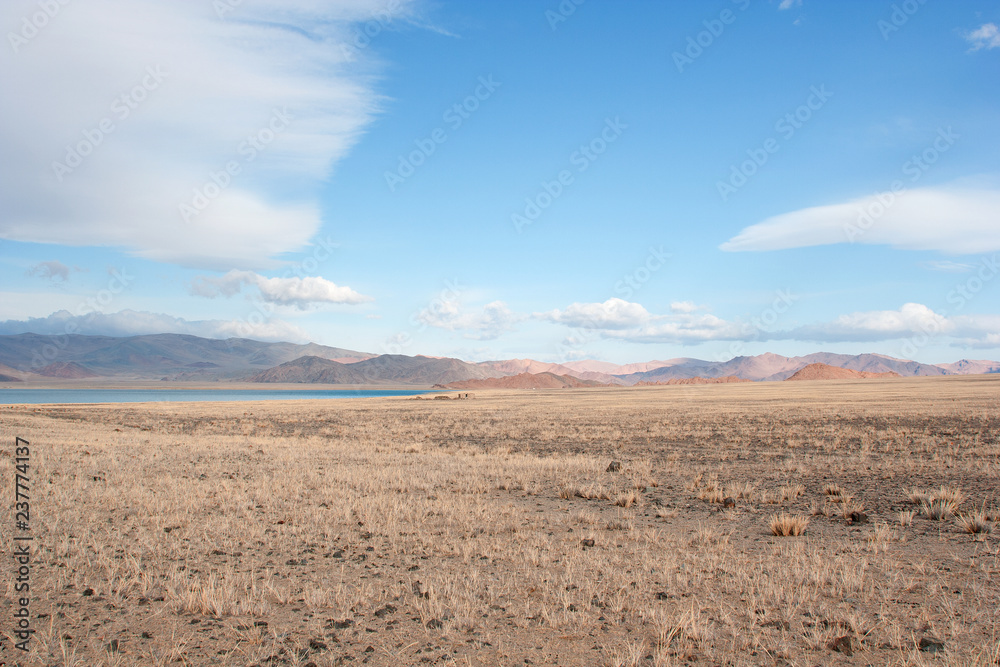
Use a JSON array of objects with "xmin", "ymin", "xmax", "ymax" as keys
[{"xmin": 0, "ymin": 333, "xmax": 997, "ymax": 386}]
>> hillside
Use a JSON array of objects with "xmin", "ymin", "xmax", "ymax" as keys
[
  {"xmin": 785, "ymin": 363, "xmax": 901, "ymax": 381},
  {"xmin": 434, "ymin": 372, "xmax": 607, "ymax": 390},
  {"xmin": 249, "ymin": 354, "xmax": 504, "ymax": 386},
  {"xmin": 36, "ymin": 361, "xmax": 100, "ymax": 379}
]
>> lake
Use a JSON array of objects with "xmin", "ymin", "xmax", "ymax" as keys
[{"xmin": 0, "ymin": 388, "xmax": 442, "ymax": 405}]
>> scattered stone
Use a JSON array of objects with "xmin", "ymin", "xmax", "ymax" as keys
[
  {"xmin": 332, "ymin": 619, "xmax": 353, "ymax": 630},
  {"xmin": 919, "ymin": 636, "xmax": 945, "ymax": 653},
  {"xmin": 141, "ymin": 631, "xmax": 152, "ymax": 639},
  {"xmin": 849, "ymin": 511, "xmax": 868, "ymax": 524},
  {"xmin": 309, "ymin": 638, "xmax": 328, "ymax": 652},
  {"xmin": 374, "ymin": 604, "xmax": 397, "ymax": 618},
  {"xmin": 723, "ymin": 497, "xmax": 736, "ymax": 509},
  {"xmin": 581, "ymin": 539, "xmax": 595, "ymax": 547},
  {"xmin": 606, "ymin": 461, "xmax": 622, "ymax": 473},
  {"xmin": 827, "ymin": 635, "xmax": 853, "ymax": 656},
  {"xmin": 82, "ymin": 588, "xmax": 94, "ymax": 597},
  {"xmin": 655, "ymin": 592, "xmax": 671, "ymax": 600}
]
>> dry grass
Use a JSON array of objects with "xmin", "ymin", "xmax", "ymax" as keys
[
  {"xmin": 2, "ymin": 375, "xmax": 999, "ymax": 665},
  {"xmin": 769, "ymin": 513, "xmax": 809, "ymax": 536}
]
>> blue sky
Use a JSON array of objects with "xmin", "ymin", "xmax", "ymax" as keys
[{"xmin": 1, "ymin": 0, "xmax": 998, "ymax": 364}]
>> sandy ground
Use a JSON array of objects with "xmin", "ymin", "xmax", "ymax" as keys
[{"xmin": 1, "ymin": 376, "xmax": 999, "ymax": 666}]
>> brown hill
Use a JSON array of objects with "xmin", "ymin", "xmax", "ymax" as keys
[
  {"xmin": 434, "ymin": 372, "xmax": 607, "ymax": 390},
  {"xmin": 36, "ymin": 361, "xmax": 100, "ymax": 379},
  {"xmin": 636, "ymin": 375, "xmax": 752, "ymax": 386},
  {"xmin": 785, "ymin": 363, "xmax": 900, "ymax": 381}
]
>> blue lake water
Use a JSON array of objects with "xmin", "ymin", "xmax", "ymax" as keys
[{"xmin": 0, "ymin": 388, "xmax": 442, "ymax": 405}]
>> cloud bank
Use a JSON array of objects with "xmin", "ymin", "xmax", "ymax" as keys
[
  {"xmin": 0, "ymin": 0, "xmax": 419, "ymax": 269},
  {"xmin": 0, "ymin": 309, "xmax": 310, "ymax": 342}
]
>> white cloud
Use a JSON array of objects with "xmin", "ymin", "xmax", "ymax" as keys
[
  {"xmin": 669, "ymin": 300, "xmax": 702, "ymax": 314},
  {"xmin": 778, "ymin": 0, "xmax": 801, "ymax": 10},
  {"xmin": 603, "ymin": 312, "xmax": 749, "ymax": 344},
  {"xmin": 190, "ymin": 270, "xmax": 372, "ymax": 307},
  {"xmin": 965, "ymin": 23, "xmax": 1000, "ymax": 51},
  {"xmin": 0, "ymin": 309, "xmax": 309, "ymax": 342},
  {"xmin": 721, "ymin": 184, "xmax": 1000, "ymax": 254},
  {"xmin": 0, "ymin": 0, "xmax": 422, "ymax": 269},
  {"xmin": 538, "ymin": 298, "xmax": 650, "ymax": 330},
  {"xmin": 416, "ymin": 300, "xmax": 519, "ymax": 340}
]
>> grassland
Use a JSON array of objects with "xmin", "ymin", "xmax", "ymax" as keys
[{"xmin": 1, "ymin": 375, "xmax": 999, "ymax": 666}]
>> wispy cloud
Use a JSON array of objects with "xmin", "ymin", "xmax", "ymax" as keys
[
  {"xmin": 965, "ymin": 23, "xmax": 1000, "ymax": 51},
  {"xmin": 190, "ymin": 270, "xmax": 372, "ymax": 308},
  {"xmin": 778, "ymin": 0, "xmax": 802, "ymax": 10},
  {"xmin": 921, "ymin": 260, "xmax": 974, "ymax": 273},
  {"xmin": 721, "ymin": 184, "xmax": 1000, "ymax": 254},
  {"xmin": 26, "ymin": 260, "xmax": 78, "ymax": 281},
  {"xmin": 0, "ymin": 0, "xmax": 422, "ymax": 269},
  {"xmin": 415, "ymin": 300, "xmax": 520, "ymax": 340},
  {"xmin": 0, "ymin": 309, "xmax": 309, "ymax": 342}
]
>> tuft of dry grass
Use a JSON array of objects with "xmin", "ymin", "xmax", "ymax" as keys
[
  {"xmin": 823, "ymin": 484, "xmax": 844, "ymax": 497},
  {"xmin": 956, "ymin": 510, "xmax": 991, "ymax": 535},
  {"xmin": 898, "ymin": 510, "xmax": 915, "ymax": 527},
  {"xmin": 780, "ymin": 484, "xmax": 806, "ymax": 501},
  {"xmin": 769, "ymin": 513, "xmax": 809, "ymax": 536},
  {"xmin": 921, "ymin": 498, "xmax": 958, "ymax": 520}
]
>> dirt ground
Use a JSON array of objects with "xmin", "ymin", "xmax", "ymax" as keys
[{"xmin": 1, "ymin": 375, "xmax": 999, "ymax": 666}]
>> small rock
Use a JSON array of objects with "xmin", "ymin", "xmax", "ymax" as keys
[
  {"xmin": 82, "ymin": 588, "xmax": 94, "ymax": 597},
  {"xmin": 308, "ymin": 639, "xmax": 328, "ymax": 652},
  {"xmin": 606, "ymin": 461, "xmax": 622, "ymax": 473},
  {"xmin": 827, "ymin": 635, "xmax": 853, "ymax": 656},
  {"xmin": 425, "ymin": 618, "xmax": 443, "ymax": 629},
  {"xmin": 655, "ymin": 592, "xmax": 670, "ymax": 600},
  {"xmin": 723, "ymin": 497, "xmax": 736, "ymax": 509},
  {"xmin": 849, "ymin": 511, "xmax": 868, "ymax": 524},
  {"xmin": 581, "ymin": 539, "xmax": 595, "ymax": 548},
  {"xmin": 919, "ymin": 636, "xmax": 945, "ymax": 653},
  {"xmin": 141, "ymin": 631, "xmax": 152, "ymax": 639},
  {"xmin": 374, "ymin": 604, "xmax": 397, "ymax": 618},
  {"xmin": 332, "ymin": 619, "xmax": 353, "ymax": 630}
]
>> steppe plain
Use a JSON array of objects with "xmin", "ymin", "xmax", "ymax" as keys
[{"xmin": 1, "ymin": 375, "xmax": 999, "ymax": 666}]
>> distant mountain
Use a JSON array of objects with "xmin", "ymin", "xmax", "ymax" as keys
[
  {"xmin": 0, "ymin": 333, "xmax": 370, "ymax": 380},
  {"xmin": 249, "ymin": 354, "xmax": 504, "ymax": 386},
  {"xmin": 435, "ymin": 372, "xmax": 607, "ymax": 390},
  {"xmin": 785, "ymin": 363, "xmax": 900, "ymax": 381},
  {"xmin": 936, "ymin": 359, "xmax": 1000, "ymax": 375},
  {"xmin": 617, "ymin": 352, "xmax": 953, "ymax": 384},
  {"xmin": 36, "ymin": 361, "xmax": 100, "ymax": 379}
]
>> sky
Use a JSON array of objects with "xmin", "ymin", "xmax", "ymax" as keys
[{"xmin": 1, "ymin": 0, "xmax": 998, "ymax": 365}]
